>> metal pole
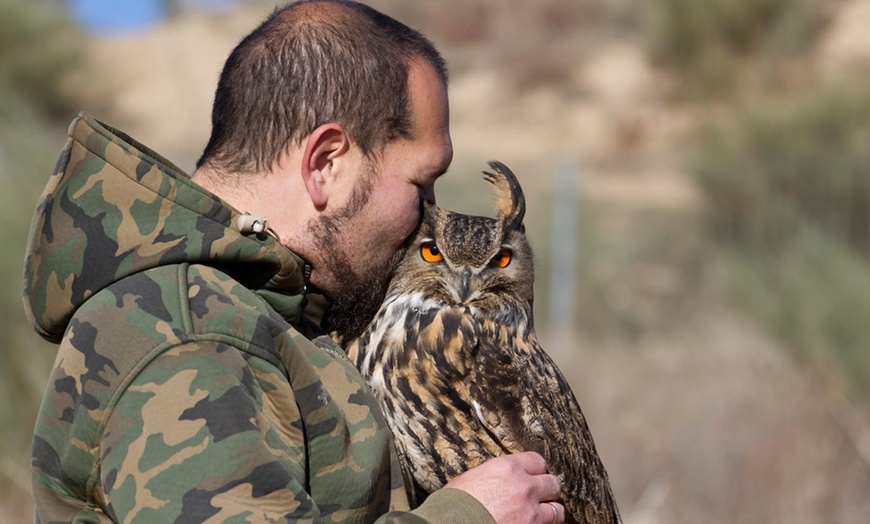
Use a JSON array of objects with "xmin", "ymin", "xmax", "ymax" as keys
[{"xmin": 548, "ymin": 157, "xmax": 579, "ymax": 348}]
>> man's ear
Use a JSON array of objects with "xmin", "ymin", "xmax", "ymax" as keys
[{"xmin": 300, "ymin": 124, "xmax": 350, "ymax": 211}]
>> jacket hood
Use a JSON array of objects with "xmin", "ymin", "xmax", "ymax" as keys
[{"xmin": 23, "ymin": 113, "xmax": 308, "ymax": 342}]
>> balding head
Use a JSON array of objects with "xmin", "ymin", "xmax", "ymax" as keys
[{"xmin": 197, "ymin": 0, "xmax": 447, "ymax": 176}]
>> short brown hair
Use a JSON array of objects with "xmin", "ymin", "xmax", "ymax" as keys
[{"xmin": 196, "ymin": 0, "xmax": 447, "ymax": 174}]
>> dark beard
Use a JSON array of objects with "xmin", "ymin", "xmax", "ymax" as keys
[
  {"xmin": 321, "ymin": 245, "xmax": 406, "ymax": 344},
  {"xmin": 310, "ymin": 162, "xmax": 408, "ymax": 343}
]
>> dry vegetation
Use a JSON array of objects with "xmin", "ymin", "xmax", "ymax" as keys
[{"xmin": 3, "ymin": 0, "xmax": 870, "ymax": 522}]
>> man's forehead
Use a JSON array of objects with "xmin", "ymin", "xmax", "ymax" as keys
[{"xmin": 408, "ymin": 61, "xmax": 449, "ymax": 132}]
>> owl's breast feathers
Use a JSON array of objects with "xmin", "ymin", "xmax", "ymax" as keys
[
  {"xmin": 470, "ymin": 326, "xmax": 621, "ymax": 524},
  {"xmin": 347, "ymin": 293, "xmax": 509, "ymax": 490},
  {"xmin": 349, "ymin": 292, "xmax": 478, "ymax": 383},
  {"xmin": 347, "ymin": 292, "xmax": 620, "ymax": 523}
]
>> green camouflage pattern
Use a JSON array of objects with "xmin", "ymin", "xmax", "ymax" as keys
[{"xmin": 23, "ymin": 114, "xmax": 495, "ymax": 524}]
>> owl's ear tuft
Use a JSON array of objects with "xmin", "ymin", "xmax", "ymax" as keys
[{"xmin": 482, "ymin": 161, "xmax": 525, "ymax": 233}]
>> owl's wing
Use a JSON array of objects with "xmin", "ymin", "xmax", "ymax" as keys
[{"xmin": 465, "ymin": 332, "xmax": 621, "ymax": 524}]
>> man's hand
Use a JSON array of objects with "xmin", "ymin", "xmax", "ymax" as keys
[{"xmin": 444, "ymin": 452, "xmax": 564, "ymax": 524}]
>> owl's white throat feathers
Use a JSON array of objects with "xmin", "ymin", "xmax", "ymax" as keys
[{"xmin": 358, "ymin": 292, "xmax": 465, "ymax": 379}]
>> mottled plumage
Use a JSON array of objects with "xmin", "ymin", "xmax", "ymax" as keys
[{"xmin": 341, "ymin": 162, "xmax": 621, "ymax": 523}]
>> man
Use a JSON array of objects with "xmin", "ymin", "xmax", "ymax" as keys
[{"xmin": 23, "ymin": 1, "xmax": 564, "ymax": 522}]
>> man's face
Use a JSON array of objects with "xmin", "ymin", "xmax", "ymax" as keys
[{"xmin": 314, "ymin": 60, "xmax": 453, "ymax": 336}]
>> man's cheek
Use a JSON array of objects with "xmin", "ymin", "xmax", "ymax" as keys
[{"xmin": 402, "ymin": 201, "xmax": 422, "ymax": 240}]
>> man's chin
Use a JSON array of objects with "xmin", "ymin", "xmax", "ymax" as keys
[
  {"xmin": 321, "ymin": 275, "xmax": 389, "ymax": 344},
  {"xmin": 320, "ymin": 249, "xmax": 406, "ymax": 343}
]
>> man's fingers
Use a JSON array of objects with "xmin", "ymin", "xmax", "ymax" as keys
[
  {"xmin": 541, "ymin": 501, "xmax": 564, "ymax": 524},
  {"xmin": 511, "ymin": 452, "xmax": 561, "ymax": 500},
  {"xmin": 443, "ymin": 453, "xmax": 566, "ymax": 524},
  {"xmin": 512, "ymin": 451, "xmax": 548, "ymax": 475},
  {"xmin": 508, "ymin": 451, "xmax": 562, "ymax": 502},
  {"xmin": 539, "ymin": 471, "xmax": 561, "ymax": 501}
]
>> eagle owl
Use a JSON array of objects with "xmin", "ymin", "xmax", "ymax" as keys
[{"xmin": 341, "ymin": 162, "xmax": 621, "ymax": 524}]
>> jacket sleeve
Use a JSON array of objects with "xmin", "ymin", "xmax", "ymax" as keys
[{"xmin": 387, "ymin": 489, "xmax": 496, "ymax": 524}]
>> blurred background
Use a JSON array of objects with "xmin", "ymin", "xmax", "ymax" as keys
[{"xmin": 2, "ymin": 0, "xmax": 869, "ymax": 521}]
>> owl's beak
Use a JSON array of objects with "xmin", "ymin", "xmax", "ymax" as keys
[{"xmin": 459, "ymin": 267, "xmax": 472, "ymax": 302}]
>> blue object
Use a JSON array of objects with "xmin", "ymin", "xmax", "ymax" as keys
[{"xmin": 68, "ymin": 0, "xmax": 167, "ymax": 34}]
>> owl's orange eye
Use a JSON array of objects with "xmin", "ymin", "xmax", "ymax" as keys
[
  {"xmin": 490, "ymin": 248, "xmax": 512, "ymax": 268},
  {"xmin": 420, "ymin": 241, "xmax": 443, "ymax": 263}
]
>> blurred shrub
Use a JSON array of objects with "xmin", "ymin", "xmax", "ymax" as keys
[
  {"xmin": 716, "ymin": 230, "xmax": 870, "ymax": 398},
  {"xmin": 0, "ymin": 0, "xmax": 87, "ymax": 119},
  {"xmin": 647, "ymin": 0, "xmax": 829, "ymax": 95},
  {"xmin": 692, "ymin": 86, "xmax": 870, "ymax": 398},
  {"xmin": 0, "ymin": 103, "xmax": 65, "ymax": 519},
  {"xmin": 0, "ymin": 101, "xmax": 61, "ymax": 448},
  {"xmin": 0, "ymin": 0, "xmax": 89, "ymax": 511},
  {"xmin": 694, "ymin": 87, "xmax": 870, "ymax": 256},
  {"xmin": 566, "ymin": 206, "xmax": 705, "ymax": 340}
]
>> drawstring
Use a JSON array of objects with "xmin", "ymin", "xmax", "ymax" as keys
[
  {"xmin": 236, "ymin": 213, "xmax": 313, "ymax": 284},
  {"xmin": 236, "ymin": 214, "xmax": 269, "ymax": 234}
]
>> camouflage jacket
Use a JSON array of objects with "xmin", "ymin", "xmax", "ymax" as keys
[{"xmin": 22, "ymin": 114, "xmax": 495, "ymax": 524}]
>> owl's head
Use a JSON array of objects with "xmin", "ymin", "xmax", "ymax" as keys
[{"xmin": 389, "ymin": 161, "xmax": 534, "ymax": 316}]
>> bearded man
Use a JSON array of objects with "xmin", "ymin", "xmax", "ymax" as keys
[{"xmin": 23, "ymin": 1, "xmax": 565, "ymax": 523}]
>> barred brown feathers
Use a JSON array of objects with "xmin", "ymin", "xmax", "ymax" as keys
[{"xmin": 337, "ymin": 161, "xmax": 621, "ymax": 523}]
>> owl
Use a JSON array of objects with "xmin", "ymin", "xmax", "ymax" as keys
[{"xmin": 340, "ymin": 161, "xmax": 621, "ymax": 524}]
